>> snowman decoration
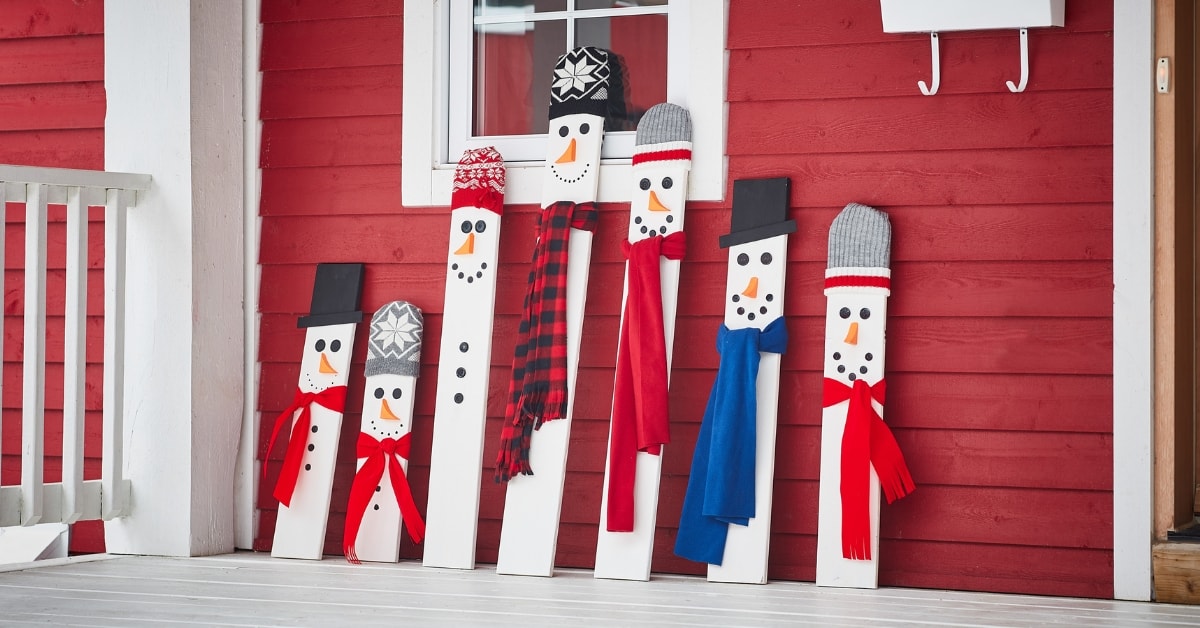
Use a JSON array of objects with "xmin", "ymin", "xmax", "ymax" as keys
[
  {"xmin": 495, "ymin": 46, "xmax": 620, "ymax": 577},
  {"xmin": 674, "ymin": 178, "xmax": 793, "ymax": 585},
  {"xmin": 268, "ymin": 263, "xmax": 364, "ymax": 560},
  {"xmin": 815, "ymin": 203, "xmax": 914, "ymax": 589},
  {"xmin": 343, "ymin": 300, "xmax": 426, "ymax": 563},
  {"xmin": 595, "ymin": 102, "xmax": 691, "ymax": 582},
  {"xmin": 424, "ymin": 147, "xmax": 506, "ymax": 570}
]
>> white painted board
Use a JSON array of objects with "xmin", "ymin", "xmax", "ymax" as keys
[
  {"xmin": 272, "ymin": 322, "xmax": 356, "ymax": 560},
  {"xmin": 424, "ymin": 204, "xmax": 504, "ymax": 570}
]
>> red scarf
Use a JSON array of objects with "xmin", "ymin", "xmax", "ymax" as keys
[
  {"xmin": 822, "ymin": 377, "xmax": 914, "ymax": 560},
  {"xmin": 264, "ymin": 385, "xmax": 348, "ymax": 508},
  {"xmin": 606, "ymin": 231, "xmax": 686, "ymax": 532},
  {"xmin": 343, "ymin": 432, "xmax": 425, "ymax": 563},
  {"xmin": 495, "ymin": 201, "xmax": 599, "ymax": 481}
]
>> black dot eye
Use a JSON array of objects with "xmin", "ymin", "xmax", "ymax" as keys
[
  {"xmin": 374, "ymin": 387, "xmax": 384, "ymax": 399},
  {"xmin": 579, "ymin": 122, "xmax": 590, "ymax": 134},
  {"xmin": 330, "ymin": 339, "xmax": 342, "ymax": 352},
  {"xmin": 661, "ymin": 177, "xmax": 673, "ymax": 189},
  {"xmin": 461, "ymin": 220, "xmax": 472, "ymax": 233},
  {"xmin": 558, "ymin": 125, "xmax": 569, "ymax": 137},
  {"xmin": 314, "ymin": 339, "xmax": 326, "ymax": 352},
  {"xmin": 640, "ymin": 178, "xmax": 651, "ymax": 191},
  {"xmin": 737, "ymin": 253, "xmax": 750, "ymax": 266},
  {"xmin": 860, "ymin": 308, "xmax": 871, "ymax": 320},
  {"xmin": 392, "ymin": 388, "xmax": 402, "ymax": 400},
  {"xmin": 475, "ymin": 220, "xmax": 487, "ymax": 233},
  {"xmin": 839, "ymin": 307, "xmax": 851, "ymax": 319},
  {"xmin": 761, "ymin": 252, "xmax": 773, "ymax": 265}
]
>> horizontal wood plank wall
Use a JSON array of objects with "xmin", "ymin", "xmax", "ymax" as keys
[
  {"xmin": 254, "ymin": 0, "xmax": 1115, "ymax": 598},
  {"xmin": 0, "ymin": 0, "xmax": 106, "ymax": 553}
]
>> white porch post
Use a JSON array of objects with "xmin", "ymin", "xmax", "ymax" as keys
[
  {"xmin": 1112, "ymin": 0, "xmax": 1154, "ymax": 602},
  {"xmin": 103, "ymin": 0, "xmax": 245, "ymax": 556}
]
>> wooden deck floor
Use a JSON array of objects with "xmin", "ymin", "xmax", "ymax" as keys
[{"xmin": 2, "ymin": 552, "xmax": 1199, "ymax": 627}]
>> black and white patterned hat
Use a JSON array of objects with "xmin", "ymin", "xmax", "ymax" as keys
[
  {"xmin": 364, "ymin": 300, "xmax": 423, "ymax": 378},
  {"xmin": 548, "ymin": 46, "xmax": 624, "ymax": 123}
]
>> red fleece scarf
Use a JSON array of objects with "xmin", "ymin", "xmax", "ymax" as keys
[
  {"xmin": 606, "ymin": 231, "xmax": 686, "ymax": 532},
  {"xmin": 495, "ymin": 201, "xmax": 599, "ymax": 481},
  {"xmin": 264, "ymin": 385, "xmax": 348, "ymax": 508},
  {"xmin": 343, "ymin": 432, "xmax": 425, "ymax": 563},
  {"xmin": 822, "ymin": 377, "xmax": 914, "ymax": 560}
]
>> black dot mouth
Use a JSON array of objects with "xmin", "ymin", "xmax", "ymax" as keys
[
  {"xmin": 452, "ymin": 264, "xmax": 488, "ymax": 283},
  {"xmin": 550, "ymin": 163, "xmax": 592, "ymax": 184}
]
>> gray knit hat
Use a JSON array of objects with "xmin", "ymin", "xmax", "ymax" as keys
[
  {"xmin": 364, "ymin": 300, "xmax": 423, "ymax": 378},
  {"xmin": 633, "ymin": 103, "xmax": 692, "ymax": 168},
  {"xmin": 825, "ymin": 203, "xmax": 892, "ymax": 294}
]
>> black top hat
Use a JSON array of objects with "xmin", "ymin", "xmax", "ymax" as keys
[
  {"xmin": 719, "ymin": 178, "xmax": 796, "ymax": 248},
  {"xmin": 298, "ymin": 263, "xmax": 365, "ymax": 328}
]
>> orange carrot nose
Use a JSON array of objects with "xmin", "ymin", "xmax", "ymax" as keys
[
  {"xmin": 555, "ymin": 138, "xmax": 577, "ymax": 164},
  {"xmin": 318, "ymin": 352, "xmax": 337, "ymax": 375},
  {"xmin": 741, "ymin": 276, "xmax": 759, "ymax": 299},
  {"xmin": 844, "ymin": 322, "xmax": 859, "ymax": 345},
  {"xmin": 379, "ymin": 398, "xmax": 400, "ymax": 421},
  {"xmin": 648, "ymin": 190, "xmax": 670, "ymax": 212},
  {"xmin": 454, "ymin": 232, "xmax": 475, "ymax": 255}
]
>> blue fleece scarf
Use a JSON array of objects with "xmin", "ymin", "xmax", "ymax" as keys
[{"xmin": 674, "ymin": 316, "xmax": 788, "ymax": 565}]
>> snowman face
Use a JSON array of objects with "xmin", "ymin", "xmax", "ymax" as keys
[
  {"xmin": 629, "ymin": 161, "xmax": 688, "ymax": 241},
  {"xmin": 823, "ymin": 291, "xmax": 888, "ymax": 384},
  {"xmin": 298, "ymin": 323, "xmax": 356, "ymax": 392},
  {"xmin": 448, "ymin": 207, "xmax": 500, "ymax": 286},
  {"xmin": 724, "ymin": 235, "xmax": 788, "ymax": 330},
  {"xmin": 544, "ymin": 113, "xmax": 604, "ymax": 203},
  {"xmin": 361, "ymin": 372, "xmax": 416, "ymax": 439}
]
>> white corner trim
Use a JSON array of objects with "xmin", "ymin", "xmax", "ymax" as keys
[
  {"xmin": 402, "ymin": 0, "xmax": 728, "ymax": 206},
  {"xmin": 1111, "ymin": 0, "xmax": 1153, "ymax": 602}
]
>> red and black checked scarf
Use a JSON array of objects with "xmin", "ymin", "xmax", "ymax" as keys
[
  {"xmin": 344, "ymin": 432, "xmax": 425, "ymax": 563},
  {"xmin": 264, "ymin": 385, "xmax": 348, "ymax": 507},
  {"xmin": 495, "ymin": 201, "xmax": 599, "ymax": 482},
  {"xmin": 822, "ymin": 377, "xmax": 914, "ymax": 560},
  {"xmin": 605, "ymin": 231, "xmax": 686, "ymax": 532}
]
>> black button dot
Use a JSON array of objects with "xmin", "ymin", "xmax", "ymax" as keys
[
  {"xmin": 373, "ymin": 504, "xmax": 380, "ymax": 511},
  {"xmin": 375, "ymin": 486, "xmax": 381, "ymax": 492},
  {"xmin": 304, "ymin": 464, "xmax": 311, "ymax": 471},
  {"xmin": 456, "ymin": 367, "xmax": 466, "ymax": 378},
  {"xmin": 307, "ymin": 444, "xmax": 314, "ymax": 452},
  {"xmin": 311, "ymin": 425, "xmax": 318, "ymax": 433},
  {"xmin": 459, "ymin": 342, "xmax": 469, "ymax": 352},
  {"xmin": 454, "ymin": 393, "xmax": 464, "ymax": 404}
]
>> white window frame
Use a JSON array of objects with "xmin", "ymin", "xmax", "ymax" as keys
[{"xmin": 402, "ymin": 0, "xmax": 728, "ymax": 206}]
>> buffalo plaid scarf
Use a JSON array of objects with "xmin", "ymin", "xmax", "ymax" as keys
[{"xmin": 495, "ymin": 200, "xmax": 599, "ymax": 482}]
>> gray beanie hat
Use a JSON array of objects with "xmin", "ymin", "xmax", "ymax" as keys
[
  {"xmin": 633, "ymin": 103, "xmax": 692, "ymax": 168},
  {"xmin": 827, "ymin": 203, "xmax": 891, "ymax": 270},
  {"xmin": 364, "ymin": 300, "xmax": 423, "ymax": 378}
]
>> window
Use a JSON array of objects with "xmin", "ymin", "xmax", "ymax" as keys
[{"xmin": 402, "ymin": 0, "xmax": 727, "ymax": 205}]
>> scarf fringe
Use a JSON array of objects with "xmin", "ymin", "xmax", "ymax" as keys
[
  {"xmin": 495, "ymin": 418, "xmax": 536, "ymax": 482},
  {"xmin": 878, "ymin": 461, "xmax": 916, "ymax": 504},
  {"xmin": 344, "ymin": 544, "xmax": 361, "ymax": 565}
]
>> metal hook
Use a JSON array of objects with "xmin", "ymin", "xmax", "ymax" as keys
[
  {"xmin": 918, "ymin": 32, "xmax": 940, "ymax": 96},
  {"xmin": 1006, "ymin": 28, "xmax": 1029, "ymax": 93}
]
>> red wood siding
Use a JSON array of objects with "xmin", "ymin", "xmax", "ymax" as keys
[
  {"xmin": 255, "ymin": 0, "xmax": 1114, "ymax": 598},
  {"xmin": 0, "ymin": 0, "xmax": 106, "ymax": 553}
]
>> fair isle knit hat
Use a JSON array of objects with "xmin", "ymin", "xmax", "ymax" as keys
[
  {"xmin": 364, "ymin": 300, "xmax": 423, "ymax": 378},
  {"xmin": 451, "ymin": 146, "xmax": 506, "ymax": 213},
  {"xmin": 549, "ymin": 46, "xmax": 625, "ymax": 125},
  {"xmin": 825, "ymin": 202, "xmax": 892, "ymax": 296},
  {"xmin": 633, "ymin": 103, "xmax": 692, "ymax": 169}
]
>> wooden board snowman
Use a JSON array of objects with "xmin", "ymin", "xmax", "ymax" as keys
[
  {"xmin": 343, "ymin": 300, "xmax": 426, "ymax": 563},
  {"xmin": 674, "ymin": 179, "xmax": 793, "ymax": 584},
  {"xmin": 423, "ymin": 148, "xmax": 506, "ymax": 570},
  {"xmin": 494, "ymin": 46, "xmax": 621, "ymax": 577},
  {"xmin": 594, "ymin": 103, "xmax": 691, "ymax": 582},
  {"xmin": 815, "ymin": 203, "xmax": 915, "ymax": 588},
  {"xmin": 268, "ymin": 263, "xmax": 364, "ymax": 560}
]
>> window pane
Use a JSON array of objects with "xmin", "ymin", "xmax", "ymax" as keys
[
  {"xmin": 475, "ymin": 0, "xmax": 567, "ymax": 18},
  {"xmin": 473, "ymin": 21, "xmax": 566, "ymax": 136},
  {"xmin": 576, "ymin": 15, "xmax": 667, "ymax": 131},
  {"xmin": 575, "ymin": 0, "xmax": 668, "ymax": 9}
]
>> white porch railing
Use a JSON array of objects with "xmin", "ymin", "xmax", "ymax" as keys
[{"xmin": 0, "ymin": 164, "xmax": 151, "ymax": 528}]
